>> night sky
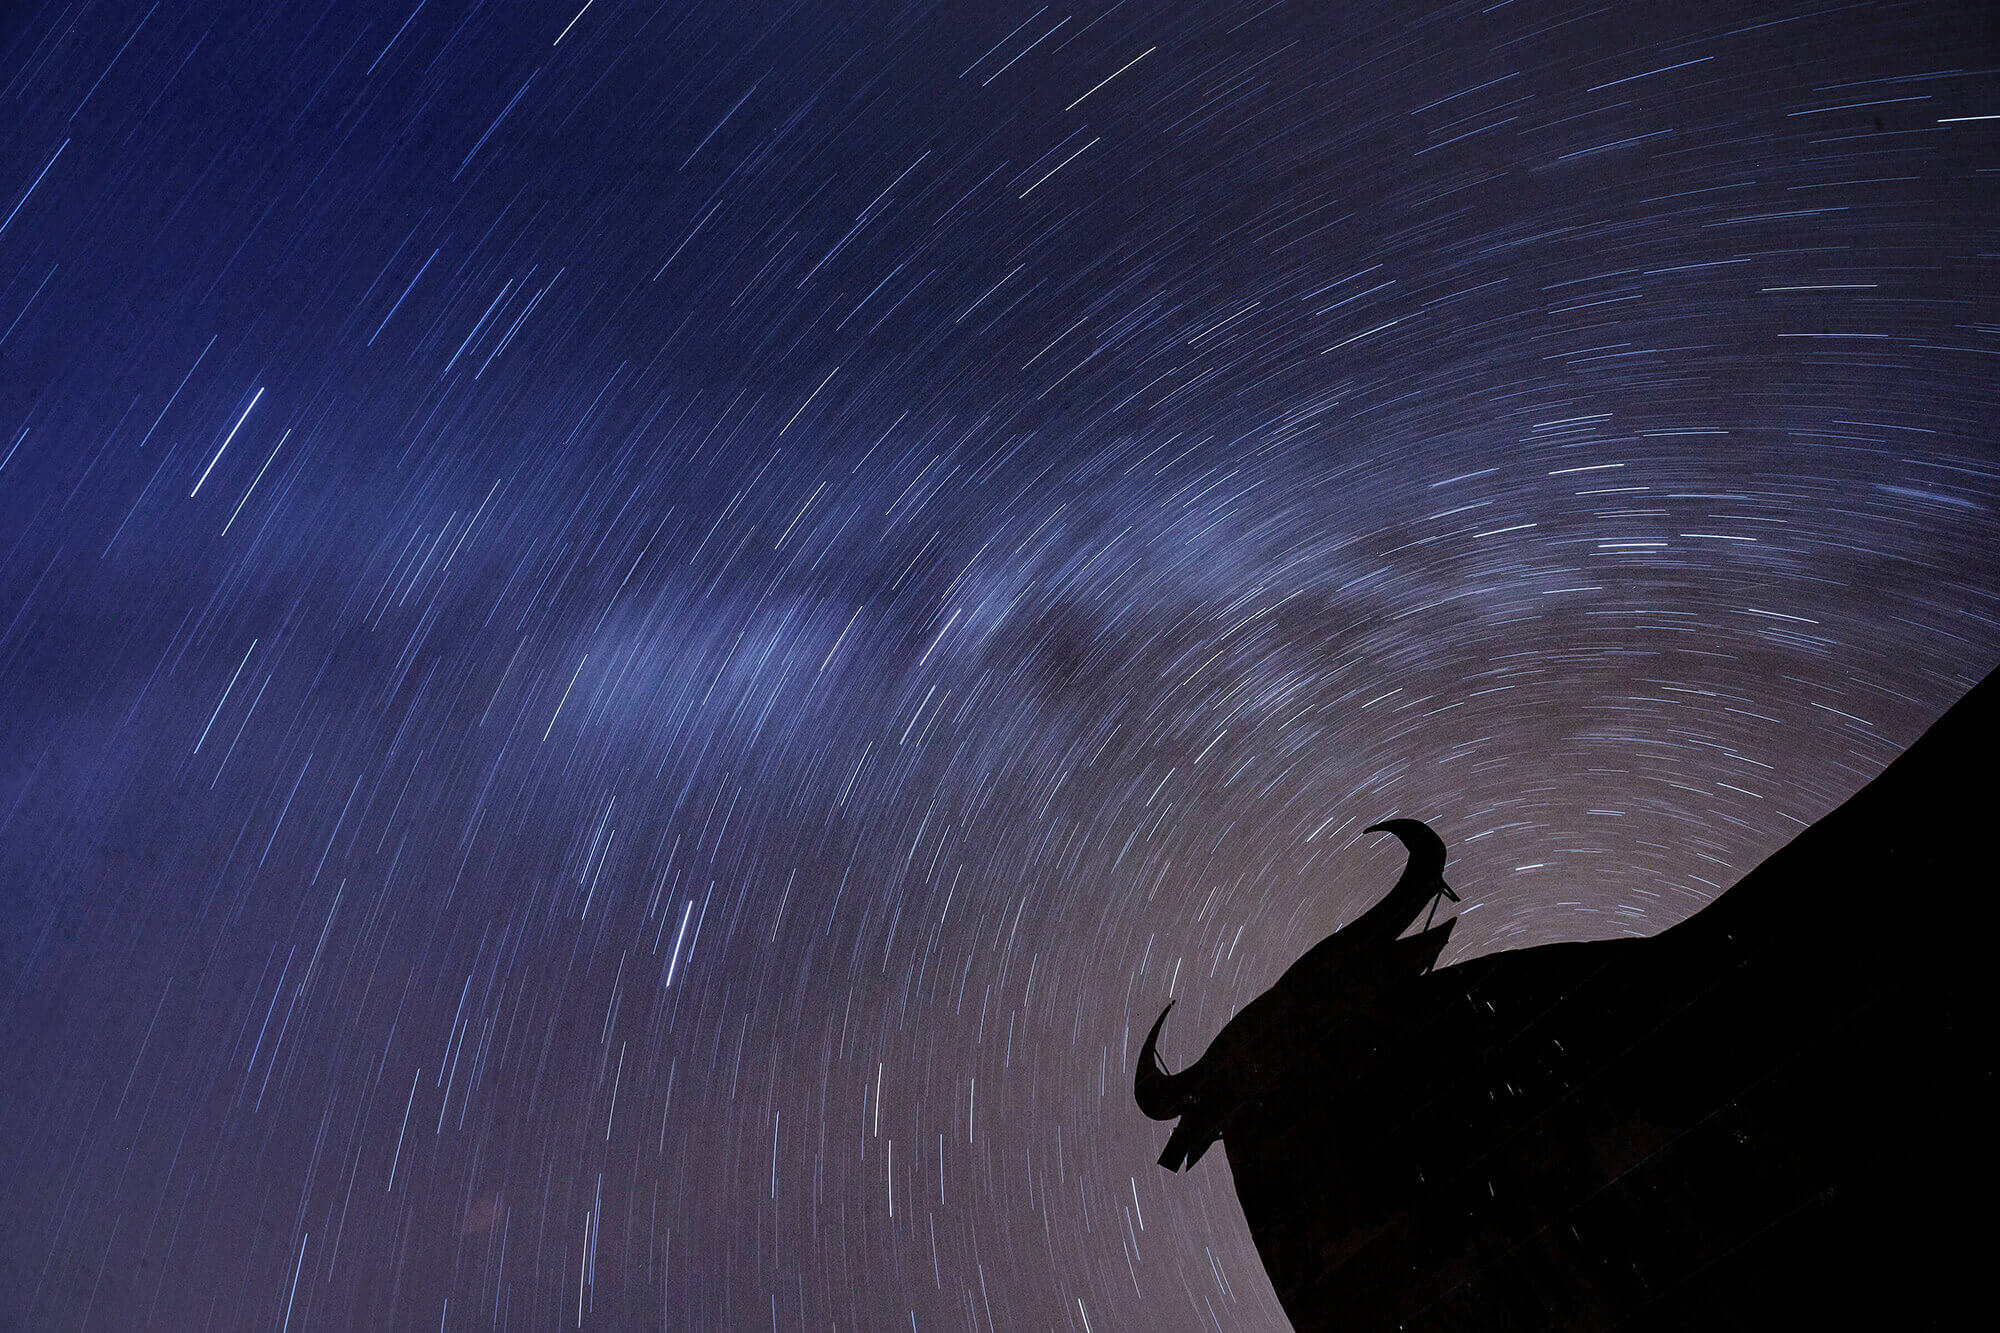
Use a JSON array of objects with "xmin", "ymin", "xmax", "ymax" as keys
[{"xmin": 1, "ymin": 2, "xmax": 1995, "ymax": 1328}]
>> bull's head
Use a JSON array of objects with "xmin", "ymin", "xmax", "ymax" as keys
[
  {"xmin": 1134, "ymin": 999, "xmax": 1218, "ymax": 1169},
  {"xmin": 1133, "ymin": 818, "xmax": 1460, "ymax": 1171}
]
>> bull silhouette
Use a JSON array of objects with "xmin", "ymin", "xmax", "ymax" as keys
[
  {"xmin": 1131, "ymin": 670, "xmax": 1998, "ymax": 1330},
  {"xmin": 1135, "ymin": 819, "xmax": 1458, "ymax": 1171}
]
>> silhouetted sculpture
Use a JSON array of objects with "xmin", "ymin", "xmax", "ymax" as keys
[
  {"xmin": 1136, "ymin": 820, "xmax": 1461, "ymax": 1171},
  {"xmin": 1135, "ymin": 670, "xmax": 1998, "ymax": 1330}
]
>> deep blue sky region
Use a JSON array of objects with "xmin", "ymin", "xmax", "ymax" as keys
[{"xmin": 1, "ymin": 2, "xmax": 1995, "ymax": 1328}]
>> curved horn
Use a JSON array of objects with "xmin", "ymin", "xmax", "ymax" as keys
[
  {"xmin": 1350, "ymin": 818, "xmax": 1453, "ymax": 938},
  {"xmin": 1363, "ymin": 818, "xmax": 1447, "ymax": 882},
  {"xmin": 1133, "ymin": 1001, "xmax": 1190, "ymax": 1121}
]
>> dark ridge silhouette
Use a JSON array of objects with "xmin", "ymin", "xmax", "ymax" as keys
[{"xmin": 1136, "ymin": 669, "xmax": 1997, "ymax": 1330}]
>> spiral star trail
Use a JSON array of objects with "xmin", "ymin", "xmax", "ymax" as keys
[{"xmin": 1, "ymin": 2, "xmax": 1995, "ymax": 1328}]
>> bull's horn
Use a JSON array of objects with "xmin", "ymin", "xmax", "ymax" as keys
[
  {"xmin": 1133, "ymin": 1001, "xmax": 1188, "ymax": 1122},
  {"xmin": 1363, "ymin": 818, "xmax": 1447, "ymax": 882},
  {"xmin": 1351, "ymin": 819, "xmax": 1454, "ymax": 939}
]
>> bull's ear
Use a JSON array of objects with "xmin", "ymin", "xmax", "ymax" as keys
[
  {"xmin": 1157, "ymin": 1120, "xmax": 1205, "ymax": 1171},
  {"xmin": 1394, "ymin": 920, "xmax": 1455, "ymax": 974}
]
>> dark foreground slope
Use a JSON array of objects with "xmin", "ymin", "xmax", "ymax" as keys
[{"xmin": 1223, "ymin": 671, "xmax": 1997, "ymax": 1331}]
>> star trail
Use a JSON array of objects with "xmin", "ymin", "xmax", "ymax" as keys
[{"xmin": 1, "ymin": 2, "xmax": 1995, "ymax": 1329}]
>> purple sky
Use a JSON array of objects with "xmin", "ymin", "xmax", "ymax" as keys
[{"xmin": 2, "ymin": 2, "xmax": 1995, "ymax": 1328}]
